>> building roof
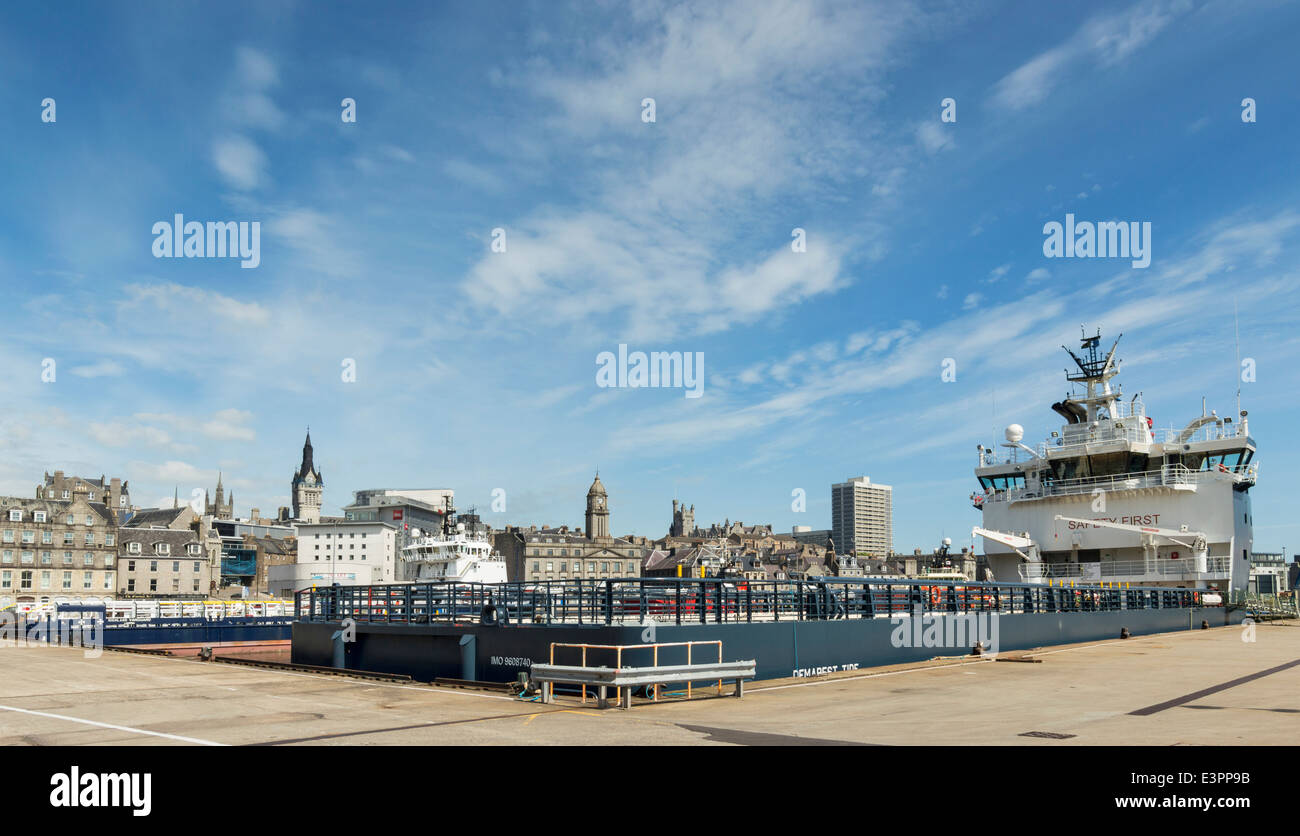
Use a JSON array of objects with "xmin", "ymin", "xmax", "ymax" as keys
[
  {"xmin": 120, "ymin": 528, "xmax": 201, "ymax": 549},
  {"xmin": 123, "ymin": 507, "xmax": 191, "ymax": 528}
]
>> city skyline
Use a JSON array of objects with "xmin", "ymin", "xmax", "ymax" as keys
[{"xmin": 2, "ymin": 1, "xmax": 1298, "ymax": 554}]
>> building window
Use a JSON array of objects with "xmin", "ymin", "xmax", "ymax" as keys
[
  {"xmin": 84, "ymin": 515, "xmax": 93, "ymax": 526},
  {"xmin": 42, "ymin": 531, "xmax": 52, "ymax": 544},
  {"xmin": 128, "ymin": 542, "xmax": 141, "ymax": 554},
  {"xmin": 63, "ymin": 533, "xmax": 73, "ymax": 545},
  {"xmin": 83, "ymin": 553, "xmax": 93, "ymax": 566},
  {"xmin": 546, "ymin": 562, "xmax": 553, "ymax": 572},
  {"xmin": 21, "ymin": 571, "xmax": 33, "ymax": 589},
  {"xmin": 21, "ymin": 530, "xmax": 34, "ymax": 544},
  {"xmin": 559, "ymin": 562, "xmax": 567, "ymax": 572},
  {"xmin": 127, "ymin": 578, "xmax": 135, "ymax": 592},
  {"xmin": 65, "ymin": 515, "xmax": 74, "ymax": 525},
  {"xmin": 172, "ymin": 561, "xmax": 179, "ymax": 572},
  {"xmin": 105, "ymin": 534, "xmax": 115, "ymax": 546},
  {"xmin": 21, "ymin": 551, "xmax": 34, "ymax": 565},
  {"xmin": 0, "ymin": 570, "xmax": 9, "ymax": 588},
  {"xmin": 104, "ymin": 573, "xmax": 113, "ymax": 589},
  {"xmin": 1, "ymin": 531, "xmax": 11, "ymax": 543},
  {"xmin": 84, "ymin": 533, "xmax": 94, "ymax": 546},
  {"xmin": 149, "ymin": 578, "xmax": 157, "ymax": 592},
  {"xmin": 193, "ymin": 562, "xmax": 200, "ymax": 573},
  {"xmin": 7, "ymin": 511, "xmax": 19, "ymax": 522},
  {"xmin": 588, "ymin": 562, "xmax": 596, "ymax": 572},
  {"xmin": 532, "ymin": 561, "xmax": 539, "ymax": 571},
  {"xmin": 62, "ymin": 552, "xmax": 72, "ymax": 564},
  {"xmin": 40, "ymin": 552, "xmax": 51, "ymax": 565},
  {"xmin": 188, "ymin": 544, "xmax": 200, "ymax": 555},
  {"xmin": 155, "ymin": 543, "xmax": 170, "ymax": 556},
  {"xmin": 602, "ymin": 563, "xmax": 609, "ymax": 573},
  {"xmin": 40, "ymin": 571, "xmax": 50, "ymax": 589},
  {"xmin": 193, "ymin": 580, "xmax": 200, "ymax": 592},
  {"xmin": 104, "ymin": 554, "xmax": 114, "ymax": 567},
  {"xmin": 61, "ymin": 491, "xmax": 69, "ymax": 499},
  {"xmin": 34, "ymin": 511, "xmax": 46, "ymax": 523},
  {"xmin": 127, "ymin": 561, "xmax": 135, "ymax": 572},
  {"xmin": 150, "ymin": 560, "xmax": 157, "ymax": 572},
  {"xmin": 62, "ymin": 572, "xmax": 72, "ymax": 590}
]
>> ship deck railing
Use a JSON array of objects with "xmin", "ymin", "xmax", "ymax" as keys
[
  {"xmin": 1018, "ymin": 556, "xmax": 1233, "ymax": 582},
  {"xmin": 294, "ymin": 577, "xmax": 1215, "ymax": 628},
  {"xmin": 976, "ymin": 464, "xmax": 1254, "ymax": 505}
]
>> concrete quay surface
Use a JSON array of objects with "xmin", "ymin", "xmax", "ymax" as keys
[{"xmin": 1, "ymin": 621, "xmax": 1295, "ymax": 746}]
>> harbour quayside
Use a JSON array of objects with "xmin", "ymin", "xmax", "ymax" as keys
[{"xmin": 292, "ymin": 329, "xmax": 1248, "ymax": 687}]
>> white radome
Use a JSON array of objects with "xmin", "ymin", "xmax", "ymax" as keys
[{"xmin": 1004, "ymin": 424, "xmax": 1024, "ymax": 443}]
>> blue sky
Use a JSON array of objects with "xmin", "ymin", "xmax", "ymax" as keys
[{"xmin": 1, "ymin": 0, "xmax": 1298, "ymax": 553}]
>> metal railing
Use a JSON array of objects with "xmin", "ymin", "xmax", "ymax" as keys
[
  {"xmin": 295, "ymin": 576, "xmax": 1213, "ymax": 627},
  {"xmin": 1019, "ymin": 556, "xmax": 1232, "ymax": 581},
  {"xmin": 977, "ymin": 464, "xmax": 1252, "ymax": 505}
]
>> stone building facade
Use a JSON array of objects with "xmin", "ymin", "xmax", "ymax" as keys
[
  {"xmin": 0, "ymin": 484, "xmax": 120, "ymax": 606},
  {"xmin": 117, "ymin": 527, "xmax": 214, "ymax": 597},
  {"xmin": 495, "ymin": 474, "xmax": 648, "ymax": 582}
]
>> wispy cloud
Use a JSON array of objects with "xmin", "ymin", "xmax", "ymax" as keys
[{"xmin": 991, "ymin": 0, "xmax": 1191, "ymax": 110}]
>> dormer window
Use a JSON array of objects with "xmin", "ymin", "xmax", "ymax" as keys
[
  {"xmin": 188, "ymin": 544, "xmax": 201, "ymax": 555},
  {"xmin": 155, "ymin": 543, "xmax": 170, "ymax": 556},
  {"xmin": 61, "ymin": 490, "xmax": 70, "ymax": 499},
  {"xmin": 127, "ymin": 542, "xmax": 141, "ymax": 554},
  {"xmin": 7, "ymin": 510, "xmax": 20, "ymax": 522},
  {"xmin": 34, "ymin": 511, "xmax": 46, "ymax": 523}
]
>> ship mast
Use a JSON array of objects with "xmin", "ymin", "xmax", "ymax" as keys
[{"xmin": 1063, "ymin": 328, "xmax": 1121, "ymax": 422}]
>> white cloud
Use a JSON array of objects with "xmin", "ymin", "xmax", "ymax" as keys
[
  {"xmin": 69, "ymin": 360, "xmax": 124, "ymax": 378},
  {"xmin": 991, "ymin": 0, "xmax": 1189, "ymax": 110},
  {"xmin": 212, "ymin": 134, "xmax": 267, "ymax": 190},
  {"xmin": 916, "ymin": 121, "xmax": 954, "ymax": 154},
  {"xmin": 962, "ymin": 292, "xmax": 983, "ymax": 310}
]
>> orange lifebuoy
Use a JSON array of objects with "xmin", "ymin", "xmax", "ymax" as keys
[{"xmin": 930, "ymin": 587, "xmax": 941, "ymax": 606}]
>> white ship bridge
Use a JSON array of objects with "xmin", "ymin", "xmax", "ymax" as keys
[{"xmin": 972, "ymin": 331, "xmax": 1255, "ymax": 591}]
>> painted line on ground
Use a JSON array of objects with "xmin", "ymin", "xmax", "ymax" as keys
[{"xmin": 0, "ymin": 703, "xmax": 226, "ymax": 746}]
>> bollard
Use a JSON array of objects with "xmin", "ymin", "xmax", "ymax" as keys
[
  {"xmin": 459, "ymin": 634, "xmax": 476, "ymax": 681},
  {"xmin": 1120, "ymin": 627, "xmax": 1130, "ymax": 639},
  {"xmin": 1201, "ymin": 619, "xmax": 1210, "ymax": 630}
]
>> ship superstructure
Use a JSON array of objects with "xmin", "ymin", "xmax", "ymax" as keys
[
  {"xmin": 972, "ymin": 330, "xmax": 1255, "ymax": 591},
  {"xmin": 400, "ymin": 497, "xmax": 508, "ymax": 583}
]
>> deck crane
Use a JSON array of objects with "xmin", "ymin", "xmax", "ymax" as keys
[
  {"xmin": 971, "ymin": 527, "xmax": 1040, "ymax": 561},
  {"xmin": 972, "ymin": 527, "xmax": 1045, "ymax": 581},
  {"xmin": 1052, "ymin": 515, "xmax": 1208, "ymax": 572}
]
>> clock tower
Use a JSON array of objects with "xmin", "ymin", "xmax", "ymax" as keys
[
  {"xmin": 291, "ymin": 430, "xmax": 323, "ymax": 523},
  {"xmin": 585, "ymin": 473, "xmax": 609, "ymax": 540}
]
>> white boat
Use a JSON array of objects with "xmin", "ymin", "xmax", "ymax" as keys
[
  {"xmin": 972, "ymin": 329, "xmax": 1256, "ymax": 592},
  {"xmin": 400, "ymin": 524, "xmax": 508, "ymax": 584}
]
